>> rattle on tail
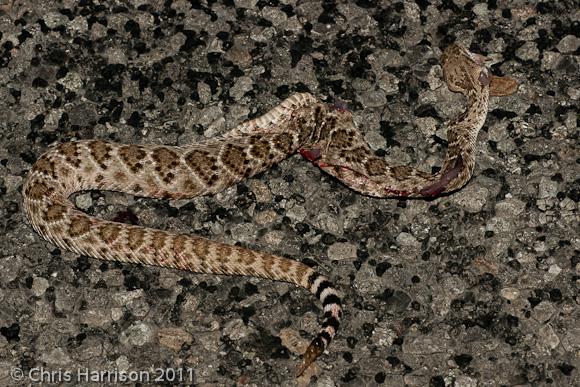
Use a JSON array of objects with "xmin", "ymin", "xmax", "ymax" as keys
[{"xmin": 22, "ymin": 43, "xmax": 516, "ymax": 377}]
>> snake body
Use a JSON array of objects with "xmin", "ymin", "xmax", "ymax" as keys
[{"xmin": 22, "ymin": 44, "xmax": 517, "ymax": 375}]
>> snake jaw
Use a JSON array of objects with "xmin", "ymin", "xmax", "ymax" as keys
[{"xmin": 296, "ymin": 337, "xmax": 325, "ymax": 377}]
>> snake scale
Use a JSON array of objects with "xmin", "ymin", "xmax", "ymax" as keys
[{"xmin": 22, "ymin": 44, "xmax": 517, "ymax": 375}]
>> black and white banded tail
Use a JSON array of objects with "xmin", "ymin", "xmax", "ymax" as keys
[{"xmin": 297, "ymin": 272, "xmax": 343, "ymax": 376}]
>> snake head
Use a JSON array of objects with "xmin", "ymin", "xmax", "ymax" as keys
[{"xmin": 441, "ymin": 43, "xmax": 518, "ymax": 97}]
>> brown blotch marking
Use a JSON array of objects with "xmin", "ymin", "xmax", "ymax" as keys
[
  {"xmin": 277, "ymin": 258, "xmax": 292, "ymax": 276},
  {"xmin": 145, "ymin": 176, "xmax": 158, "ymax": 192},
  {"xmin": 132, "ymin": 184, "xmax": 142, "ymax": 193},
  {"xmin": 294, "ymin": 264, "xmax": 309, "ymax": 284},
  {"xmin": 181, "ymin": 178, "xmax": 199, "ymax": 194},
  {"xmin": 191, "ymin": 238, "xmax": 210, "ymax": 259},
  {"xmin": 249, "ymin": 139, "xmax": 271, "ymax": 160},
  {"xmin": 33, "ymin": 156, "xmax": 57, "ymax": 178},
  {"xmin": 214, "ymin": 244, "xmax": 233, "ymax": 266},
  {"xmin": 221, "ymin": 144, "xmax": 248, "ymax": 175},
  {"xmin": 365, "ymin": 158, "xmax": 387, "ymax": 176},
  {"xmin": 350, "ymin": 146, "xmax": 370, "ymax": 163},
  {"xmin": 25, "ymin": 180, "xmax": 54, "ymax": 200},
  {"xmin": 83, "ymin": 235, "xmax": 97, "ymax": 245},
  {"xmin": 113, "ymin": 170, "xmax": 128, "ymax": 184},
  {"xmin": 330, "ymin": 129, "xmax": 352, "ymax": 148},
  {"xmin": 238, "ymin": 251, "xmax": 257, "ymax": 266},
  {"xmin": 88, "ymin": 140, "xmax": 113, "ymax": 169},
  {"xmin": 68, "ymin": 216, "xmax": 91, "ymax": 238},
  {"xmin": 44, "ymin": 204, "xmax": 68, "ymax": 223},
  {"xmin": 262, "ymin": 255, "xmax": 276, "ymax": 276},
  {"xmin": 127, "ymin": 228, "xmax": 146, "ymax": 251},
  {"xmin": 83, "ymin": 163, "xmax": 95, "ymax": 175},
  {"xmin": 58, "ymin": 142, "xmax": 82, "ymax": 168},
  {"xmin": 391, "ymin": 165, "xmax": 415, "ymax": 179},
  {"xmin": 150, "ymin": 230, "xmax": 168, "ymax": 251},
  {"xmin": 273, "ymin": 132, "xmax": 295, "ymax": 154},
  {"xmin": 118, "ymin": 145, "xmax": 147, "ymax": 173},
  {"xmin": 99, "ymin": 223, "xmax": 121, "ymax": 244},
  {"xmin": 184, "ymin": 149, "xmax": 219, "ymax": 186},
  {"xmin": 151, "ymin": 147, "xmax": 180, "ymax": 184},
  {"xmin": 173, "ymin": 234, "xmax": 189, "ymax": 255}
]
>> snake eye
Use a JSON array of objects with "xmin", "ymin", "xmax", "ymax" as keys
[{"xmin": 478, "ymin": 69, "xmax": 490, "ymax": 86}]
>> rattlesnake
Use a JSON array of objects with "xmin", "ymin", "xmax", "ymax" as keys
[{"xmin": 22, "ymin": 44, "xmax": 517, "ymax": 376}]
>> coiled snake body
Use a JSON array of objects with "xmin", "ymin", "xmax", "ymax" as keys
[{"xmin": 22, "ymin": 44, "xmax": 517, "ymax": 375}]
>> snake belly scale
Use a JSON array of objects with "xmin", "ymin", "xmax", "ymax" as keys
[{"xmin": 22, "ymin": 44, "xmax": 517, "ymax": 375}]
